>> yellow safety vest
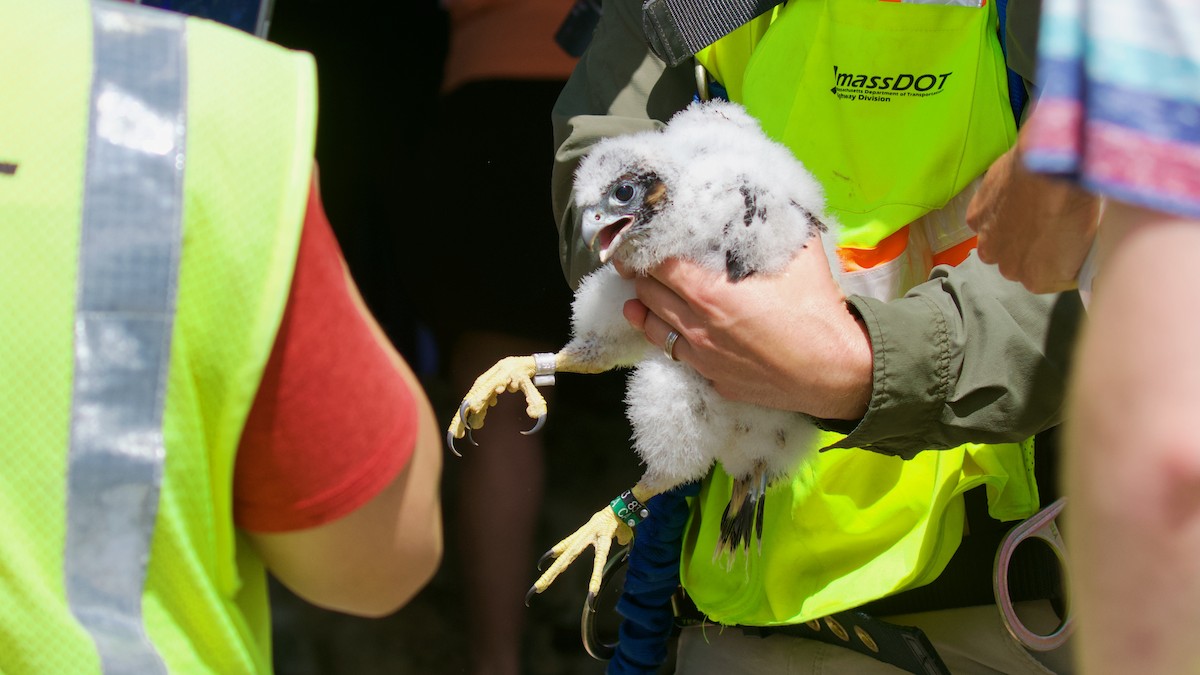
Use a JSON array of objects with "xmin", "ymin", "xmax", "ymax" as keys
[
  {"xmin": 681, "ymin": 0, "xmax": 1038, "ymax": 626},
  {"xmin": 0, "ymin": 1, "xmax": 315, "ymax": 671}
]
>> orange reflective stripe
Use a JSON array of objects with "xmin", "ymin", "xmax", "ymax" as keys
[
  {"xmin": 931, "ymin": 234, "xmax": 977, "ymax": 267},
  {"xmin": 837, "ymin": 225, "xmax": 909, "ymax": 272}
]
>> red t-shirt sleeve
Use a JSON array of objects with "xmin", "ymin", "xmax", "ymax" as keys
[{"xmin": 233, "ymin": 176, "xmax": 418, "ymax": 532}]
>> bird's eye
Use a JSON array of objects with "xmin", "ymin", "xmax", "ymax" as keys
[{"xmin": 613, "ymin": 182, "xmax": 635, "ymax": 203}]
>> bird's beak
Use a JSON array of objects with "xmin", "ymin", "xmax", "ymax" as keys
[{"xmin": 581, "ymin": 210, "xmax": 634, "ymax": 264}]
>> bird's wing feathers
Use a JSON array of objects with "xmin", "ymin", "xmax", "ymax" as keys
[{"xmin": 565, "ymin": 265, "xmax": 649, "ymax": 369}]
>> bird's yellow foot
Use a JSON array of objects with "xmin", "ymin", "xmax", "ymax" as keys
[
  {"xmin": 446, "ymin": 353, "xmax": 557, "ymax": 455},
  {"xmin": 525, "ymin": 489, "xmax": 648, "ymax": 607}
]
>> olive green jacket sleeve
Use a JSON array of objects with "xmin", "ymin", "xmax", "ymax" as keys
[
  {"xmin": 1005, "ymin": 0, "xmax": 1042, "ymax": 96},
  {"xmin": 551, "ymin": 0, "xmax": 1081, "ymax": 460},
  {"xmin": 818, "ymin": 253, "xmax": 1083, "ymax": 459},
  {"xmin": 551, "ymin": 0, "xmax": 696, "ymax": 289}
]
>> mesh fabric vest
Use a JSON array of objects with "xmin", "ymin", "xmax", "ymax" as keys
[{"xmin": 0, "ymin": 1, "xmax": 315, "ymax": 671}]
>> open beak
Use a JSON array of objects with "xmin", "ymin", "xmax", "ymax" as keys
[{"xmin": 581, "ymin": 211, "xmax": 634, "ymax": 264}]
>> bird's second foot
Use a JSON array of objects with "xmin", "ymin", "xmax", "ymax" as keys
[{"xmin": 525, "ymin": 492, "xmax": 648, "ymax": 607}]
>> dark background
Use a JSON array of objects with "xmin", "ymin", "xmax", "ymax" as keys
[{"xmin": 265, "ymin": 2, "xmax": 646, "ymax": 672}]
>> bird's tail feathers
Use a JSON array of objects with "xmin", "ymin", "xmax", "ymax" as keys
[{"xmin": 714, "ymin": 466, "xmax": 769, "ymax": 569}]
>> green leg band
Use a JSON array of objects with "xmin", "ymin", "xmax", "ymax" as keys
[{"xmin": 610, "ymin": 489, "xmax": 650, "ymax": 528}]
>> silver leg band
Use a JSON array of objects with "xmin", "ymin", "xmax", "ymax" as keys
[{"xmin": 533, "ymin": 352, "xmax": 557, "ymax": 388}]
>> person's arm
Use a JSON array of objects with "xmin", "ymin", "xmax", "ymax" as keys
[
  {"xmin": 1015, "ymin": 2, "xmax": 1200, "ymax": 667},
  {"xmin": 551, "ymin": 0, "xmax": 695, "ymax": 288},
  {"xmin": 966, "ymin": 1, "xmax": 1105, "ymax": 295},
  {"xmin": 625, "ymin": 246, "xmax": 1083, "ymax": 459},
  {"xmin": 236, "ymin": 176, "xmax": 443, "ymax": 617},
  {"xmin": 559, "ymin": 0, "xmax": 1082, "ymax": 458},
  {"xmin": 966, "ymin": 125, "xmax": 1103, "ymax": 294},
  {"xmin": 831, "ymin": 252, "xmax": 1082, "ymax": 456},
  {"xmin": 1061, "ymin": 201, "xmax": 1200, "ymax": 675},
  {"xmin": 244, "ymin": 284, "xmax": 444, "ymax": 618}
]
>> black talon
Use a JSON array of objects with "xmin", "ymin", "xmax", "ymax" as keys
[
  {"xmin": 536, "ymin": 548, "xmax": 557, "ymax": 572},
  {"xmin": 520, "ymin": 414, "xmax": 547, "ymax": 436},
  {"xmin": 525, "ymin": 585, "xmax": 539, "ymax": 607},
  {"xmin": 581, "ymin": 588, "xmax": 616, "ymax": 660},
  {"xmin": 458, "ymin": 401, "xmax": 479, "ymax": 448}
]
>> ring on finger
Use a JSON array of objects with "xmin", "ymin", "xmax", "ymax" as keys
[{"xmin": 663, "ymin": 330, "xmax": 681, "ymax": 361}]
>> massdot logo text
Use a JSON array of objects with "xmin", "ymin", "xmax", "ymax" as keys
[{"xmin": 831, "ymin": 66, "xmax": 952, "ymax": 102}]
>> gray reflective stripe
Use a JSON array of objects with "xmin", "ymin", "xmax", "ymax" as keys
[{"xmin": 64, "ymin": 3, "xmax": 187, "ymax": 673}]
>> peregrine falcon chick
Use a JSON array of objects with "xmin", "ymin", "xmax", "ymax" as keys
[{"xmin": 447, "ymin": 98, "xmax": 844, "ymax": 604}]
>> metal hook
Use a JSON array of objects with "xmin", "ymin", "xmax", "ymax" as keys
[{"xmin": 993, "ymin": 497, "xmax": 1073, "ymax": 652}]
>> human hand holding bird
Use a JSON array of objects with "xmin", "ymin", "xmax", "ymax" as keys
[{"xmin": 621, "ymin": 245, "xmax": 872, "ymax": 421}]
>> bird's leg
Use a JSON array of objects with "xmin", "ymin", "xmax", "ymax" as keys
[
  {"xmin": 526, "ymin": 483, "xmax": 660, "ymax": 608},
  {"xmin": 446, "ymin": 350, "xmax": 616, "ymax": 454}
]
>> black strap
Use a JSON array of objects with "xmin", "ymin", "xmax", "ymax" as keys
[
  {"xmin": 674, "ymin": 591, "xmax": 949, "ymax": 675},
  {"xmin": 641, "ymin": 0, "xmax": 784, "ymax": 67},
  {"xmin": 744, "ymin": 611, "xmax": 951, "ymax": 675}
]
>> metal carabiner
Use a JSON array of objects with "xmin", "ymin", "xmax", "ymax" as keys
[{"xmin": 992, "ymin": 496, "xmax": 1074, "ymax": 651}]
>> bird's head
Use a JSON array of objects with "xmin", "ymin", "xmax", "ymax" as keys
[
  {"xmin": 580, "ymin": 169, "xmax": 667, "ymax": 264},
  {"xmin": 572, "ymin": 99, "xmax": 837, "ymax": 280}
]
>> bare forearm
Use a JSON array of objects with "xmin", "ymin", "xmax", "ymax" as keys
[
  {"xmin": 247, "ymin": 351, "xmax": 443, "ymax": 617},
  {"xmin": 248, "ymin": 268, "xmax": 445, "ymax": 617},
  {"xmin": 1066, "ymin": 203, "xmax": 1200, "ymax": 674}
]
